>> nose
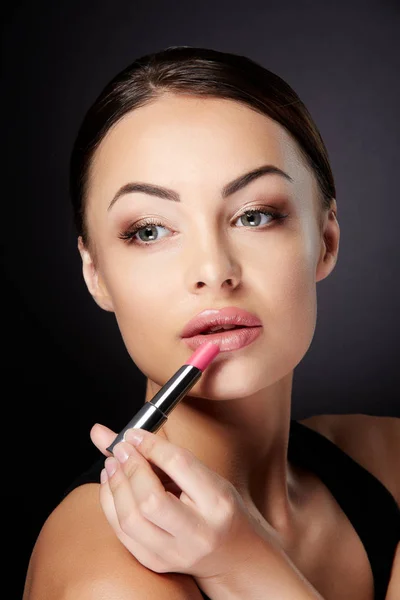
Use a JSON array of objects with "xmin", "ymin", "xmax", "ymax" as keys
[{"xmin": 184, "ymin": 236, "xmax": 242, "ymax": 294}]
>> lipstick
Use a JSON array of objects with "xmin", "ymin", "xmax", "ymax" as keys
[{"xmin": 106, "ymin": 341, "xmax": 220, "ymax": 453}]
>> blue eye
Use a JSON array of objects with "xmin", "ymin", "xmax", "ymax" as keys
[{"xmin": 118, "ymin": 207, "xmax": 288, "ymax": 246}]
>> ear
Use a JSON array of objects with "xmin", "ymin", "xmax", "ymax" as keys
[
  {"xmin": 77, "ymin": 237, "xmax": 114, "ymax": 312},
  {"xmin": 315, "ymin": 200, "xmax": 340, "ymax": 283}
]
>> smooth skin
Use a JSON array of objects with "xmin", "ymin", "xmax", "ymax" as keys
[{"xmin": 23, "ymin": 94, "xmax": 399, "ymax": 599}]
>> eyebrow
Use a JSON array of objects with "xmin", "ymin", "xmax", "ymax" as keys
[{"xmin": 107, "ymin": 164, "xmax": 294, "ymax": 211}]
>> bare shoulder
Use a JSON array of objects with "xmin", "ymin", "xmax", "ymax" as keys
[
  {"xmin": 23, "ymin": 483, "xmax": 203, "ymax": 599},
  {"xmin": 299, "ymin": 413, "xmax": 400, "ymax": 507}
]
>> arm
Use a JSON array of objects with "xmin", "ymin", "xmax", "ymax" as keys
[
  {"xmin": 196, "ymin": 533, "xmax": 324, "ymax": 600},
  {"xmin": 23, "ymin": 484, "xmax": 203, "ymax": 600}
]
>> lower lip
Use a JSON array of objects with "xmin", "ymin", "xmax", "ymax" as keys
[{"xmin": 182, "ymin": 327, "xmax": 262, "ymax": 352}]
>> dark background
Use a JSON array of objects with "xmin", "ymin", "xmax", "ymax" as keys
[{"xmin": 3, "ymin": 0, "xmax": 399, "ymax": 596}]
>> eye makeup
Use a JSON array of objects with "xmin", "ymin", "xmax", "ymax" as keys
[{"xmin": 118, "ymin": 205, "xmax": 289, "ymax": 246}]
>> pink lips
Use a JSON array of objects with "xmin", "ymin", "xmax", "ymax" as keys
[
  {"xmin": 182, "ymin": 326, "xmax": 262, "ymax": 352},
  {"xmin": 181, "ymin": 306, "xmax": 262, "ymax": 338}
]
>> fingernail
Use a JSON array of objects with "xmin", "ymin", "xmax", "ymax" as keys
[
  {"xmin": 105, "ymin": 457, "xmax": 118, "ymax": 477},
  {"xmin": 124, "ymin": 429, "xmax": 144, "ymax": 446},
  {"xmin": 113, "ymin": 442, "xmax": 133, "ymax": 463},
  {"xmin": 100, "ymin": 468, "xmax": 108, "ymax": 484}
]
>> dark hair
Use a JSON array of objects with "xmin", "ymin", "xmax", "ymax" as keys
[{"xmin": 70, "ymin": 45, "xmax": 336, "ymax": 251}]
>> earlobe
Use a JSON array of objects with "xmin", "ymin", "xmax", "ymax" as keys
[{"xmin": 77, "ymin": 237, "xmax": 114, "ymax": 312}]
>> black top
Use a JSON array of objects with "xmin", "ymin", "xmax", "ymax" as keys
[{"xmin": 63, "ymin": 419, "xmax": 400, "ymax": 600}]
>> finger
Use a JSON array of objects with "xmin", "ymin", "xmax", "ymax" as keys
[
  {"xmin": 90, "ymin": 423, "xmax": 117, "ymax": 456},
  {"xmin": 97, "ymin": 425, "xmax": 183, "ymax": 495},
  {"xmin": 112, "ymin": 442, "xmax": 202, "ymax": 538},
  {"xmin": 124, "ymin": 429, "xmax": 227, "ymax": 513},
  {"xmin": 99, "ymin": 465, "xmax": 169, "ymax": 572}
]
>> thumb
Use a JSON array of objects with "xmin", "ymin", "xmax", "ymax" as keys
[{"xmin": 90, "ymin": 422, "xmax": 117, "ymax": 457}]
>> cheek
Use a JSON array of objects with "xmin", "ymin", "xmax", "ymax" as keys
[
  {"xmin": 101, "ymin": 244, "xmax": 173, "ymax": 306},
  {"xmin": 274, "ymin": 256, "xmax": 317, "ymax": 353},
  {"xmin": 100, "ymin": 251, "xmax": 179, "ymax": 358},
  {"xmin": 247, "ymin": 239, "xmax": 318, "ymax": 372},
  {"xmin": 249, "ymin": 229, "xmax": 317, "ymax": 314},
  {"xmin": 273, "ymin": 247, "xmax": 316, "ymax": 315}
]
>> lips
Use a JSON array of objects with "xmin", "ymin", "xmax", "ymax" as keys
[
  {"xmin": 202, "ymin": 324, "xmax": 243, "ymax": 335},
  {"xmin": 181, "ymin": 306, "xmax": 262, "ymax": 338},
  {"xmin": 182, "ymin": 325, "xmax": 263, "ymax": 352}
]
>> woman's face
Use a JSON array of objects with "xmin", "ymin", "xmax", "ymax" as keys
[{"xmin": 82, "ymin": 94, "xmax": 333, "ymax": 400}]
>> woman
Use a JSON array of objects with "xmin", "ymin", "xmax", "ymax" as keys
[{"xmin": 23, "ymin": 46, "xmax": 399, "ymax": 599}]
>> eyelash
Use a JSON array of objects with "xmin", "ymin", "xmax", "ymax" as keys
[{"xmin": 118, "ymin": 205, "xmax": 289, "ymax": 247}]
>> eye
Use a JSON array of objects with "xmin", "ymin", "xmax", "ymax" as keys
[
  {"xmin": 235, "ymin": 208, "xmax": 284, "ymax": 228},
  {"xmin": 119, "ymin": 218, "xmax": 169, "ymax": 245},
  {"xmin": 118, "ymin": 206, "xmax": 288, "ymax": 246}
]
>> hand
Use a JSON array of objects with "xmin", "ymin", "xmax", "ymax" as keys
[{"xmin": 90, "ymin": 423, "xmax": 271, "ymax": 584}]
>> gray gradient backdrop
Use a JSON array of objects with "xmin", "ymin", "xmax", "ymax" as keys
[{"xmin": 3, "ymin": 0, "xmax": 399, "ymax": 592}]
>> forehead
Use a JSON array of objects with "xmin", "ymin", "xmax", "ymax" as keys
[{"xmin": 88, "ymin": 94, "xmax": 312, "ymax": 206}]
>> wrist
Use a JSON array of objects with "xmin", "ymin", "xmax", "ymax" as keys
[{"xmin": 196, "ymin": 537, "xmax": 323, "ymax": 600}]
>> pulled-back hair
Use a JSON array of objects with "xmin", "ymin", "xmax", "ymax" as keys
[{"xmin": 70, "ymin": 45, "xmax": 336, "ymax": 249}]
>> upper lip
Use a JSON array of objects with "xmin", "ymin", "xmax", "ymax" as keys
[{"xmin": 181, "ymin": 306, "xmax": 262, "ymax": 338}]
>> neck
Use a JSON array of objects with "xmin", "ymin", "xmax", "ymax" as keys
[{"xmin": 145, "ymin": 370, "xmax": 301, "ymax": 541}]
